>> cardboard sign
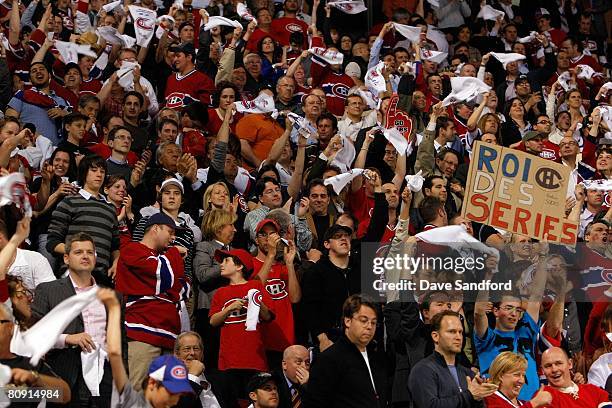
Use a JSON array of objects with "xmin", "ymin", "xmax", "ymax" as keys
[
  {"xmin": 462, "ymin": 142, "xmax": 579, "ymax": 244},
  {"xmin": 385, "ymin": 94, "xmax": 412, "ymax": 140}
]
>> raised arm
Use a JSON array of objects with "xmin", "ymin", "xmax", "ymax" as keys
[
  {"xmin": 0, "ymin": 217, "xmax": 29, "ymax": 282},
  {"xmin": 467, "ymin": 92, "xmax": 489, "ymax": 131},
  {"xmin": 8, "ymin": 0, "xmax": 21, "ymax": 46},
  {"xmin": 98, "ymin": 289, "xmax": 128, "ymax": 394}
]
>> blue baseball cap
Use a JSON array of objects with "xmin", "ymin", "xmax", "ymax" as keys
[{"xmin": 148, "ymin": 355, "xmax": 194, "ymax": 395}]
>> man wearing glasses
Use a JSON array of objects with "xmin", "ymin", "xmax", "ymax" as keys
[
  {"xmin": 473, "ymin": 245, "xmax": 548, "ymax": 400},
  {"xmin": 173, "ymin": 331, "xmax": 223, "ymax": 408},
  {"xmin": 305, "ymin": 294, "xmax": 387, "ymax": 407}
]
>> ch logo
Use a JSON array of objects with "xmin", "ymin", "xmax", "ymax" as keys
[
  {"xmin": 535, "ymin": 168, "xmax": 562, "ymax": 190},
  {"xmin": 136, "ymin": 17, "xmax": 153, "ymax": 30},
  {"xmin": 265, "ymin": 279, "xmax": 288, "ymax": 300}
]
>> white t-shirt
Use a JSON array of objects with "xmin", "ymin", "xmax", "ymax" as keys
[{"xmin": 9, "ymin": 249, "xmax": 55, "ymax": 291}]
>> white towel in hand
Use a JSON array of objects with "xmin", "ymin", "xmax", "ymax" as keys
[
  {"xmin": 81, "ymin": 343, "xmax": 107, "ymax": 397},
  {"xmin": 245, "ymin": 289, "xmax": 262, "ymax": 331}
]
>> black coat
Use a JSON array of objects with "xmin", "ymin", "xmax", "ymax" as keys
[
  {"xmin": 273, "ymin": 369, "xmax": 307, "ymax": 408},
  {"xmin": 408, "ymin": 351, "xmax": 482, "ymax": 408},
  {"xmin": 304, "ymin": 335, "xmax": 387, "ymax": 408}
]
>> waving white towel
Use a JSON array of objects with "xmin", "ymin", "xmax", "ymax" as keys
[
  {"xmin": 405, "ymin": 170, "xmax": 424, "ymax": 192},
  {"xmin": 204, "ymin": 16, "xmax": 242, "ymax": 31},
  {"xmin": 477, "ymin": 5, "xmax": 504, "ymax": 21},
  {"xmin": 442, "ymin": 77, "xmax": 491, "ymax": 106},
  {"xmin": 421, "ymin": 49, "xmax": 447, "ymax": 64},
  {"xmin": 365, "ymin": 61, "xmax": 386, "ymax": 95},
  {"xmin": 10, "ymin": 288, "xmax": 99, "ymax": 365},
  {"xmin": 392, "ymin": 23, "xmax": 421, "ymax": 43},
  {"xmin": 327, "ymin": 0, "xmax": 367, "ymax": 14},
  {"xmin": 81, "ymin": 343, "xmax": 107, "ymax": 396},
  {"xmin": 490, "ymin": 52, "xmax": 525, "ymax": 68},
  {"xmin": 416, "ymin": 225, "xmax": 500, "ymax": 258},
  {"xmin": 324, "ymin": 169, "xmax": 365, "ymax": 195},
  {"xmin": 309, "ymin": 47, "xmax": 344, "ymax": 65},
  {"xmin": 235, "ymin": 93, "xmax": 277, "ymax": 114},
  {"xmin": 128, "ymin": 5, "xmax": 157, "ymax": 47},
  {"xmin": 245, "ymin": 289, "xmax": 261, "ymax": 331},
  {"xmin": 384, "ymin": 127, "xmax": 408, "ymax": 155}
]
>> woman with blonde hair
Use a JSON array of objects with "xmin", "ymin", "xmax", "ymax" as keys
[
  {"xmin": 484, "ymin": 352, "xmax": 552, "ymax": 407},
  {"xmin": 201, "ymin": 181, "xmax": 235, "ymax": 217},
  {"xmin": 193, "ymin": 208, "xmax": 238, "ymax": 370}
]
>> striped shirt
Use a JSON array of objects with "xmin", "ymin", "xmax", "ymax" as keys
[{"xmin": 46, "ymin": 190, "xmax": 119, "ymax": 287}]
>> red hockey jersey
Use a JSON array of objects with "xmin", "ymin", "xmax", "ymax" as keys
[
  {"xmin": 116, "ymin": 243, "xmax": 186, "ymax": 349},
  {"xmin": 165, "ymin": 69, "xmax": 215, "ymax": 109}
]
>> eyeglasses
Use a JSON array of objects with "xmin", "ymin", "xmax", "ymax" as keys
[
  {"xmin": 14, "ymin": 289, "xmax": 33, "ymax": 301},
  {"xmin": 353, "ymin": 316, "xmax": 377, "ymax": 327},
  {"xmin": 498, "ymin": 305, "xmax": 525, "ymax": 315},
  {"xmin": 442, "ymin": 159, "xmax": 458, "ymax": 168},
  {"xmin": 256, "ymin": 231, "xmax": 274, "ymax": 238},
  {"xmin": 537, "ymin": 120, "xmax": 552, "ymax": 125}
]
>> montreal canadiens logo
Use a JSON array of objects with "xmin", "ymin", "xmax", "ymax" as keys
[
  {"xmin": 251, "ymin": 290, "xmax": 263, "ymax": 307},
  {"xmin": 332, "ymin": 84, "xmax": 349, "ymax": 98},
  {"xmin": 265, "ymin": 279, "xmax": 288, "ymax": 300},
  {"xmin": 136, "ymin": 17, "xmax": 153, "ymax": 30},
  {"xmin": 286, "ymin": 23, "xmax": 302, "ymax": 32},
  {"xmin": 223, "ymin": 297, "xmax": 247, "ymax": 323},
  {"xmin": 540, "ymin": 149, "xmax": 556, "ymax": 160},
  {"xmin": 171, "ymin": 366, "xmax": 187, "ymax": 380},
  {"xmin": 166, "ymin": 93, "xmax": 186, "ymax": 109},
  {"xmin": 605, "ymin": 191, "xmax": 611, "ymax": 207},
  {"xmin": 602, "ymin": 268, "xmax": 612, "ymax": 285}
]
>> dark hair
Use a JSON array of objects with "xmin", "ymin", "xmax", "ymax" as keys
[
  {"xmin": 77, "ymin": 155, "xmax": 107, "ymax": 188},
  {"xmin": 451, "ymin": 54, "xmax": 468, "ymax": 64},
  {"xmin": 255, "ymin": 177, "xmax": 280, "ymax": 198},
  {"xmin": 257, "ymin": 36, "xmax": 282, "ymax": 62},
  {"xmin": 342, "ymin": 294, "xmax": 377, "ymax": 323},
  {"xmin": 157, "ymin": 118, "xmax": 179, "ymax": 133},
  {"xmin": 504, "ymin": 97, "xmax": 526, "ymax": 121},
  {"xmin": 423, "ymin": 174, "xmax": 444, "ymax": 193},
  {"xmin": 430, "ymin": 310, "xmax": 461, "ymax": 332},
  {"xmin": 419, "ymin": 196, "xmax": 444, "ymax": 223},
  {"xmin": 307, "ymin": 178, "xmax": 327, "ymax": 196},
  {"xmin": 0, "ymin": 218, "xmax": 8, "ymax": 238},
  {"xmin": 434, "ymin": 117, "xmax": 453, "ymax": 139},
  {"xmin": 123, "ymin": 91, "xmax": 144, "ymax": 106},
  {"xmin": 436, "ymin": 147, "xmax": 460, "ymax": 163},
  {"xmin": 563, "ymin": 35, "xmax": 582, "ymax": 52},
  {"xmin": 65, "ymin": 232, "xmax": 96, "ymax": 254},
  {"xmin": 107, "ymin": 126, "xmax": 132, "ymax": 142},
  {"xmin": 49, "ymin": 147, "xmax": 78, "ymax": 182},
  {"xmin": 182, "ymin": 102, "xmax": 209, "ymax": 128},
  {"xmin": 0, "ymin": 117, "xmax": 21, "ymax": 131},
  {"xmin": 100, "ymin": 114, "xmax": 123, "ymax": 130},
  {"xmin": 393, "ymin": 46, "xmax": 409, "ymax": 55},
  {"xmin": 64, "ymin": 112, "xmax": 89, "ymax": 126},
  {"xmin": 419, "ymin": 290, "xmax": 450, "ymax": 313},
  {"xmin": 257, "ymin": 164, "xmax": 281, "ymax": 181},
  {"xmin": 105, "ymin": 174, "xmax": 126, "ymax": 190},
  {"xmin": 212, "ymin": 81, "xmax": 239, "ymax": 108},
  {"xmin": 316, "ymin": 112, "xmax": 338, "ymax": 130}
]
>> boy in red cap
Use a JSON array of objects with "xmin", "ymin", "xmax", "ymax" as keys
[{"xmin": 209, "ymin": 248, "xmax": 275, "ymax": 404}]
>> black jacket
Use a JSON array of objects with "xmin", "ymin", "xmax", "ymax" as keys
[
  {"xmin": 408, "ymin": 351, "xmax": 482, "ymax": 408},
  {"xmin": 273, "ymin": 369, "xmax": 307, "ymax": 408},
  {"xmin": 304, "ymin": 335, "xmax": 387, "ymax": 408}
]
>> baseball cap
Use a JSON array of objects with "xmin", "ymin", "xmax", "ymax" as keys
[
  {"xmin": 256, "ymin": 218, "xmax": 280, "ymax": 234},
  {"xmin": 535, "ymin": 8, "xmax": 550, "ymax": 19},
  {"xmin": 170, "ymin": 42, "xmax": 196, "ymax": 57},
  {"xmin": 148, "ymin": 355, "xmax": 193, "ymax": 395},
  {"xmin": 214, "ymin": 249, "xmax": 254, "ymax": 273},
  {"xmin": 160, "ymin": 178, "xmax": 184, "ymax": 194},
  {"xmin": 247, "ymin": 372, "xmax": 277, "ymax": 393},
  {"xmin": 522, "ymin": 131, "xmax": 546, "ymax": 142},
  {"xmin": 597, "ymin": 138, "xmax": 612, "ymax": 148},
  {"xmin": 323, "ymin": 224, "xmax": 353, "ymax": 242},
  {"xmin": 144, "ymin": 212, "xmax": 177, "ymax": 230}
]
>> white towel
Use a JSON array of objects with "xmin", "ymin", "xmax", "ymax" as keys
[
  {"xmin": 421, "ymin": 49, "xmax": 447, "ymax": 64},
  {"xmin": 324, "ymin": 169, "xmax": 364, "ymax": 195},
  {"xmin": 598, "ymin": 105, "xmax": 612, "ymax": 133},
  {"xmin": 330, "ymin": 135, "xmax": 356, "ymax": 173},
  {"xmin": 81, "ymin": 343, "xmax": 107, "ymax": 397},
  {"xmin": 309, "ymin": 47, "xmax": 344, "ymax": 65},
  {"xmin": 557, "ymin": 71, "xmax": 571, "ymax": 91},
  {"xmin": 392, "ymin": 23, "xmax": 421, "ymax": 43},
  {"xmin": 576, "ymin": 64, "xmax": 597, "ymax": 80},
  {"xmin": 0, "ymin": 364, "xmax": 12, "ymax": 408},
  {"xmin": 442, "ymin": 77, "xmax": 491, "ymax": 106},
  {"xmin": 10, "ymin": 288, "xmax": 99, "ymax": 365},
  {"xmin": 415, "ymin": 225, "xmax": 499, "ymax": 259},
  {"xmin": 116, "ymin": 60, "xmax": 140, "ymax": 90},
  {"xmin": 204, "ymin": 16, "xmax": 242, "ymax": 31},
  {"xmin": 287, "ymin": 112, "xmax": 317, "ymax": 137},
  {"xmin": 327, "ymin": 0, "xmax": 367, "ymax": 14},
  {"xmin": 100, "ymin": 0, "xmax": 125, "ymax": 16},
  {"xmin": 245, "ymin": 289, "xmax": 261, "ymax": 331},
  {"xmin": 489, "ymin": 52, "xmax": 525, "ymax": 68},
  {"xmin": 235, "ymin": 93, "xmax": 277, "ymax": 114},
  {"xmin": 0, "ymin": 173, "xmax": 31, "ymax": 217},
  {"xmin": 427, "ymin": 0, "xmax": 439, "ymax": 8},
  {"xmin": 365, "ymin": 61, "xmax": 386, "ymax": 95},
  {"xmin": 405, "ymin": 170, "xmax": 424, "ymax": 192},
  {"xmin": 581, "ymin": 179, "xmax": 612, "ymax": 191},
  {"xmin": 237, "ymin": 3, "xmax": 255, "ymax": 20},
  {"xmin": 128, "ymin": 5, "xmax": 157, "ymax": 47},
  {"xmin": 54, "ymin": 41, "xmax": 97, "ymax": 64},
  {"xmin": 477, "ymin": 5, "xmax": 504, "ymax": 21},
  {"xmin": 518, "ymin": 31, "xmax": 538, "ymax": 44},
  {"xmin": 384, "ymin": 127, "xmax": 408, "ymax": 155},
  {"xmin": 357, "ymin": 89, "xmax": 379, "ymax": 110}
]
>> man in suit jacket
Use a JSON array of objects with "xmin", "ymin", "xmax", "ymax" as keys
[
  {"xmin": 32, "ymin": 232, "xmax": 114, "ymax": 408},
  {"xmin": 304, "ymin": 294, "xmax": 387, "ymax": 408},
  {"xmin": 174, "ymin": 331, "xmax": 224, "ymax": 408},
  {"xmin": 276, "ymin": 345, "xmax": 310, "ymax": 408}
]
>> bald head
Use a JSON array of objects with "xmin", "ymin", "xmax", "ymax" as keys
[
  {"xmin": 541, "ymin": 347, "xmax": 573, "ymax": 388},
  {"xmin": 282, "ymin": 345, "xmax": 310, "ymax": 383}
]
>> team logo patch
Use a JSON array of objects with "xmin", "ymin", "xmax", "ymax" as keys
[
  {"xmin": 251, "ymin": 290, "xmax": 263, "ymax": 307},
  {"xmin": 223, "ymin": 297, "xmax": 247, "ymax": 323},
  {"xmin": 166, "ymin": 93, "xmax": 186, "ymax": 109},
  {"xmin": 286, "ymin": 23, "xmax": 302, "ymax": 32},
  {"xmin": 265, "ymin": 279, "xmax": 288, "ymax": 300},
  {"xmin": 136, "ymin": 17, "xmax": 154, "ymax": 30},
  {"xmin": 171, "ymin": 366, "xmax": 186, "ymax": 379},
  {"xmin": 540, "ymin": 149, "xmax": 556, "ymax": 160},
  {"xmin": 331, "ymin": 84, "xmax": 349, "ymax": 98}
]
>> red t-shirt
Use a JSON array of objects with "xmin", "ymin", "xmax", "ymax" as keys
[
  {"xmin": 271, "ymin": 17, "xmax": 308, "ymax": 47},
  {"xmin": 542, "ymin": 384, "xmax": 608, "ymax": 407},
  {"xmin": 204, "ymin": 108, "xmax": 242, "ymax": 136},
  {"xmin": 346, "ymin": 186, "xmax": 375, "ymax": 232},
  {"xmin": 209, "ymin": 280, "xmax": 273, "ymax": 371},
  {"xmin": 251, "ymin": 258, "xmax": 295, "ymax": 352}
]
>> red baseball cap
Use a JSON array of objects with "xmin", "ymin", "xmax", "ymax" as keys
[
  {"xmin": 255, "ymin": 218, "xmax": 280, "ymax": 234},
  {"xmin": 214, "ymin": 249, "xmax": 254, "ymax": 272}
]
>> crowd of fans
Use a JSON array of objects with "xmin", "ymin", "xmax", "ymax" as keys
[{"xmin": 0, "ymin": 0, "xmax": 609, "ymax": 405}]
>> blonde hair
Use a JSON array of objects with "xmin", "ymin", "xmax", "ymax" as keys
[
  {"xmin": 201, "ymin": 208, "xmax": 237, "ymax": 240},
  {"xmin": 489, "ymin": 352, "xmax": 527, "ymax": 386},
  {"xmin": 202, "ymin": 182, "xmax": 230, "ymax": 217}
]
